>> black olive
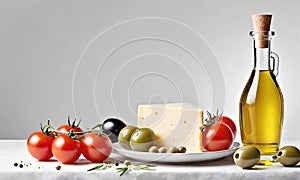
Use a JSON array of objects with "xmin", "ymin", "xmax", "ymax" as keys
[{"xmin": 103, "ymin": 118, "xmax": 126, "ymax": 143}]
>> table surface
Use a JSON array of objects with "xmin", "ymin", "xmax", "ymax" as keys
[{"xmin": 0, "ymin": 140, "xmax": 300, "ymax": 180}]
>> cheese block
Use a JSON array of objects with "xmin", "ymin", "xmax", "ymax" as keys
[{"xmin": 137, "ymin": 103, "xmax": 203, "ymax": 153}]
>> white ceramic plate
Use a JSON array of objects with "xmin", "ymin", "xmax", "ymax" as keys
[{"xmin": 113, "ymin": 142, "xmax": 240, "ymax": 163}]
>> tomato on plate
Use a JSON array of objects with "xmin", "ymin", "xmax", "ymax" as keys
[
  {"xmin": 202, "ymin": 112, "xmax": 236, "ymax": 151},
  {"xmin": 51, "ymin": 134, "xmax": 81, "ymax": 164},
  {"xmin": 27, "ymin": 131, "xmax": 55, "ymax": 161},
  {"xmin": 202, "ymin": 122, "xmax": 234, "ymax": 151},
  {"xmin": 80, "ymin": 132, "xmax": 112, "ymax": 163},
  {"xmin": 219, "ymin": 116, "xmax": 236, "ymax": 138}
]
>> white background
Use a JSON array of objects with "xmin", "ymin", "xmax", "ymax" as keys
[{"xmin": 0, "ymin": 0, "xmax": 299, "ymax": 142}]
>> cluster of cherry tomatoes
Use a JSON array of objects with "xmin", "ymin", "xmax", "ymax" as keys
[{"xmin": 27, "ymin": 117, "xmax": 113, "ymax": 164}]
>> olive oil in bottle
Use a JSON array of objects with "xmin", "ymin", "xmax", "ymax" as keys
[{"xmin": 239, "ymin": 14, "xmax": 284, "ymax": 155}]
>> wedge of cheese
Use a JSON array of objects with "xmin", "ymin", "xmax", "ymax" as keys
[{"xmin": 137, "ymin": 103, "xmax": 203, "ymax": 153}]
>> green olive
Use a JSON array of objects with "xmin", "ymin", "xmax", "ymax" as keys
[
  {"xmin": 276, "ymin": 146, "xmax": 300, "ymax": 167},
  {"xmin": 233, "ymin": 146, "xmax": 260, "ymax": 169},
  {"xmin": 178, "ymin": 146, "xmax": 187, "ymax": 153},
  {"xmin": 158, "ymin": 147, "xmax": 167, "ymax": 153},
  {"xmin": 168, "ymin": 147, "xmax": 179, "ymax": 153},
  {"xmin": 130, "ymin": 128, "xmax": 157, "ymax": 152},
  {"xmin": 118, "ymin": 126, "xmax": 138, "ymax": 150},
  {"xmin": 148, "ymin": 146, "xmax": 159, "ymax": 153},
  {"xmin": 124, "ymin": 160, "xmax": 131, "ymax": 166}
]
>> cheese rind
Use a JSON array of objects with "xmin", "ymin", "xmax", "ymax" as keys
[{"xmin": 137, "ymin": 103, "xmax": 203, "ymax": 153}]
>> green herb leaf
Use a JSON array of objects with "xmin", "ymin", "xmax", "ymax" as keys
[
  {"xmin": 116, "ymin": 167, "xmax": 129, "ymax": 176},
  {"xmin": 87, "ymin": 164, "xmax": 105, "ymax": 172},
  {"xmin": 87, "ymin": 163, "xmax": 113, "ymax": 172}
]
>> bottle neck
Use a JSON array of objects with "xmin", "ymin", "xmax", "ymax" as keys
[
  {"xmin": 251, "ymin": 31, "xmax": 274, "ymax": 71},
  {"xmin": 253, "ymin": 46, "xmax": 271, "ymax": 70}
]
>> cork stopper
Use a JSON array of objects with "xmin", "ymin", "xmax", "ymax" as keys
[
  {"xmin": 252, "ymin": 14, "xmax": 272, "ymax": 48},
  {"xmin": 252, "ymin": 14, "xmax": 272, "ymax": 32}
]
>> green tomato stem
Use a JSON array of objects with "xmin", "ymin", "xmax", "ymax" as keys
[{"xmin": 40, "ymin": 120, "xmax": 106, "ymax": 139}]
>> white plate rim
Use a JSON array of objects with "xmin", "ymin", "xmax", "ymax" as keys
[{"xmin": 113, "ymin": 142, "xmax": 240, "ymax": 163}]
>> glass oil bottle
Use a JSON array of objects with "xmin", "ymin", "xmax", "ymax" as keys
[{"xmin": 239, "ymin": 14, "xmax": 284, "ymax": 155}]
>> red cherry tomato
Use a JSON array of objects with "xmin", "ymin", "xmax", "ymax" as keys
[
  {"xmin": 58, "ymin": 118, "xmax": 83, "ymax": 139},
  {"xmin": 202, "ymin": 122, "xmax": 234, "ymax": 151},
  {"xmin": 219, "ymin": 116, "xmax": 236, "ymax": 138},
  {"xmin": 58, "ymin": 125, "xmax": 83, "ymax": 134},
  {"xmin": 51, "ymin": 134, "xmax": 81, "ymax": 164},
  {"xmin": 57, "ymin": 118, "xmax": 83, "ymax": 133},
  {"xmin": 80, "ymin": 132, "xmax": 112, "ymax": 163},
  {"xmin": 27, "ymin": 131, "xmax": 55, "ymax": 161}
]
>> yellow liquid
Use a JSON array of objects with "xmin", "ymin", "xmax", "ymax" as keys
[{"xmin": 240, "ymin": 70, "xmax": 284, "ymax": 155}]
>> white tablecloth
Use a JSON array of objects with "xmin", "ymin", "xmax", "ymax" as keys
[{"xmin": 0, "ymin": 140, "xmax": 299, "ymax": 180}]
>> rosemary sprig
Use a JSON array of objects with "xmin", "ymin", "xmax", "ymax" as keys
[
  {"xmin": 87, "ymin": 162, "xmax": 113, "ymax": 172},
  {"xmin": 132, "ymin": 163, "xmax": 156, "ymax": 170},
  {"xmin": 116, "ymin": 161, "xmax": 156, "ymax": 176},
  {"xmin": 87, "ymin": 160, "xmax": 156, "ymax": 176},
  {"xmin": 116, "ymin": 166, "xmax": 129, "ymax": 176}
]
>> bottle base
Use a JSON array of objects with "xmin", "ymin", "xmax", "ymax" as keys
[{"xmin": 243, "ymin": 143, "xmax": 279, "ymax": 155}]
